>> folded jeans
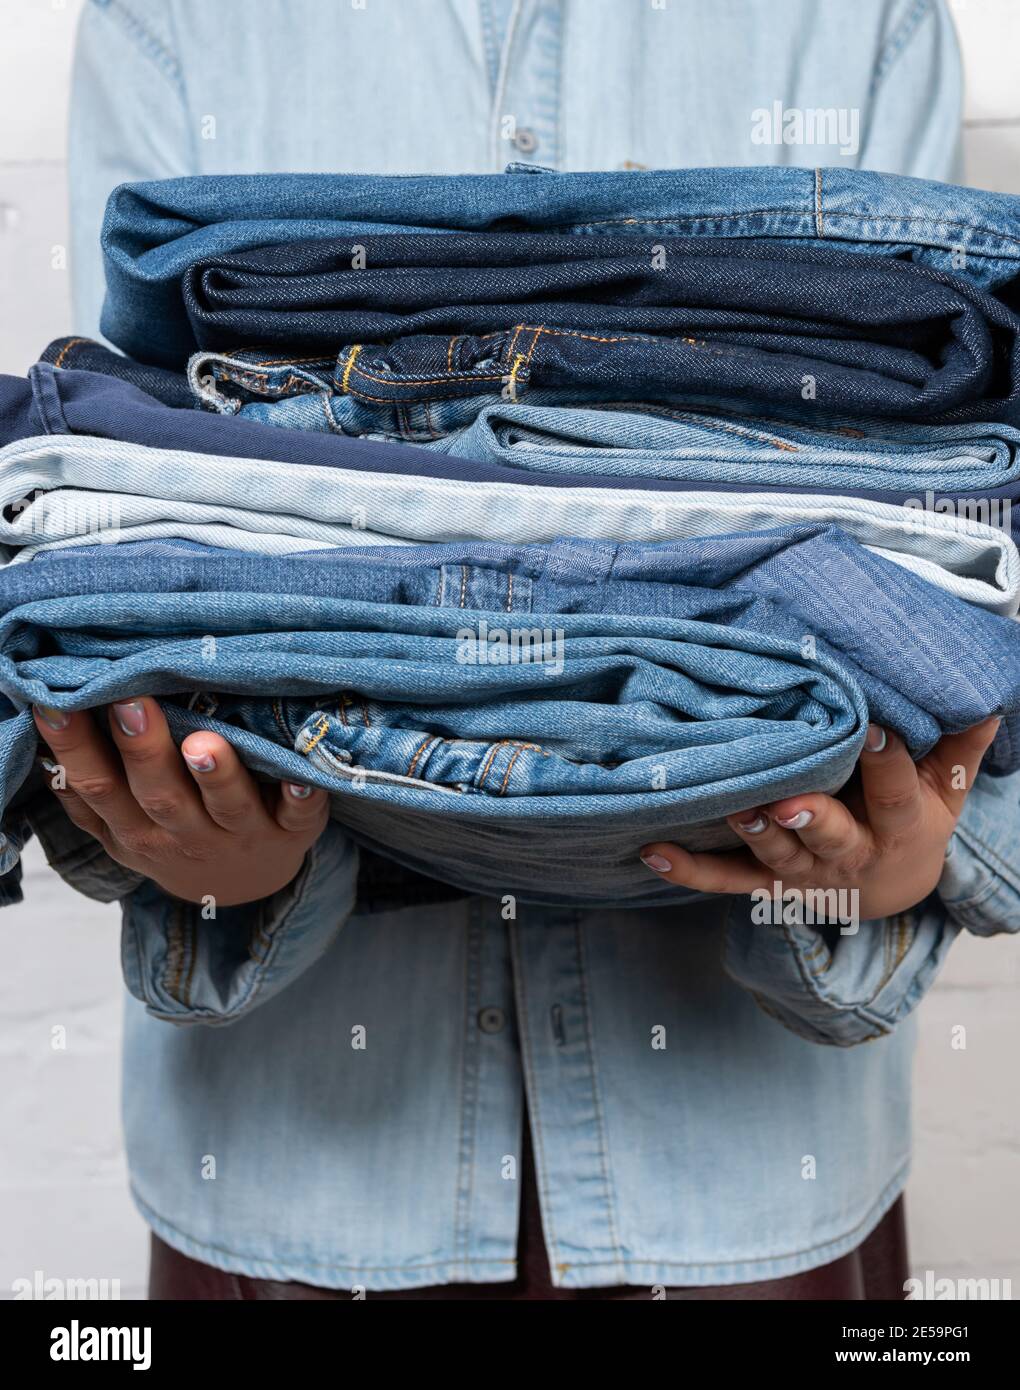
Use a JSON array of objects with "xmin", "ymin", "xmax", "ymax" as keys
[
  {"xmin": 1, "ymin": 529, "xmax": 1017, "ymax": 905},
  {"xmin": 2, "ymin": 434, "xmax": 1017, "ymax": 616},
  {"xmin": 179, "ymin": 231, "xmax": 1020, "ymax": 424},
  {"xmin": 98, "ymin": 165, "xmax": 1020, "ymax": 367}
]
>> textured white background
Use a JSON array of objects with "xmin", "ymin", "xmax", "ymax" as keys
[{"xmin": 0, "ymin": 0, "xmax": 1017, "ymax": 1299}]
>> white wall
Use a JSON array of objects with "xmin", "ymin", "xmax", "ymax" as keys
[
  {"xmin": 0, "ymin": 0, "xmax": 1017, "ymax": 1299},
  {"xmin": 0, "ymin": 0, "xmax": 150, "ymax": 1301}
]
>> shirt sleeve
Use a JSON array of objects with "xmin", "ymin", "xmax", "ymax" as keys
[
  {"xmin": 20, "ymin": 788, "xmax": 360, "ymax": 1025},
  {"xmin": 120, "ymin": 820, "xmax": 359, "ymax": 1026},
  {"xmin": 69, "ymin": 0, "xmax": 193, "ymax": 338},
  {"xmin": 723, "ymin": 896, "xmax": 959, "ymax": 1047},
  {"xmin": 935, "ymin": 769, "xmax": 1020, "ymax": 937},
  {"xmin": 856, "ymin": 0, "xmax": 964, "ymax": 182},
  {"xmin": 723, "ymin": 763, "xmax": 1020, "ymax": 1047}
]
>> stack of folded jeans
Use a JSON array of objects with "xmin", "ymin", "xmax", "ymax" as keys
[{"xmin": 3, "ymin": 164, "xmax": 1020, "ymax": 906}]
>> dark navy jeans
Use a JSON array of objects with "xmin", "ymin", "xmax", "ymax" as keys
[
  {"xmin": 179, "ymin": 231, "xmax": 1020, "ymax": 424},
  {"xmin": 98, "ymin": 166, "xmax": 1020, "ymax": 370}
]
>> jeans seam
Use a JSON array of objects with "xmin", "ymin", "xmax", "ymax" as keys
[
  {"xmin": 406, "ymin": 736, "xmax": 438, "ymax": 779},
  {"xmin": 53, "ymin": 337, "xmax": 87, "ymax": 371},
  {"xmin": 543, "ymin": 208, "xmax": 1020, "ymax": 253},
  {"xmin": 814, "ymin": 167, "xmax": 824, "ymax": 237}
]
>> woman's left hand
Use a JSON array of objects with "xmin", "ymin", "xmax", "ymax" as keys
[{"xmin": 639, "ymin": 718, "xmax": 1001, "ymax": 920}]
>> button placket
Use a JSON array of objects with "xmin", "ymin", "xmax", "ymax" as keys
[{"xmin": 489, "ymin": 0, "xmax": 562, "ymax": 170}]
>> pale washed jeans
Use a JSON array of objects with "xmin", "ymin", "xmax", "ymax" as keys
[{"xmin": 1, "ymin": 435, "xmax": 1018, "ymax": 614}]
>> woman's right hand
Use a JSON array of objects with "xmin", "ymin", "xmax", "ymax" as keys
[{"xmin": 33, "ymin": 697, "xmax": 329, "ymax": 907}]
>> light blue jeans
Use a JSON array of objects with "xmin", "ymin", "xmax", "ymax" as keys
[{"xmin": 2, "ymin": 435, "xmax": 1018, "ymax": 614}]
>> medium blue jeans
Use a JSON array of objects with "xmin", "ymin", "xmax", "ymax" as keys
[
  {"xmin": 1, "ymin": 529, "xmax": 1018, "ymax": 905},
  {"xmin": 192, "ymin": 346, "xmax": 1020, "ymax": 502}
]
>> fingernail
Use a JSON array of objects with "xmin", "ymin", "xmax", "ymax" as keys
[
  {"xmin": 184, "ymin": 750, "xmax": 216, "ymax": 773},
  {"xmin": 287, "ymin": 783, "xmax": 313, "ymax": 799},
  {"xmin": 865, "ymin": 724, "xmax": 887, "ymax": 753},
  {"xmin": 35, "ymin": 705, "xmax": 69, "ymax": 730},
  {"xmin": 38, "ymin": 756, "xmax": 57, "ymax": 773},
  {"xmin": 112, "ymin": 700, "xmax": 147, "ymax": 737},
  {"xmin": 640, "ymin": 853, "xmax": 673, "ymax": 873},
  {"xmin": 776, "ymin": 810, "xmax": 814, "ymax": 830},
  {"xmin": 737, "ymin": 813, "xmax": 769, "ymax": 834}
]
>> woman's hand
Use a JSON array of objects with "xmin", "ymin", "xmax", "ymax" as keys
[
  {"xmin": 640, "ymin": 719, "xmax": 1001, "ymax": 920},
  {"xmin": 34, "ymin": 696, "xmax": 329, "ymax": 907}
]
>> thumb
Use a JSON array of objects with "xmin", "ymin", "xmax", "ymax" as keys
[
  {"xmin": 274, "ymin": 780, "xmax": 330, "ymax": 840},
  {"xmin": 920, "ymin": 716, "xmax": 1001, "ymax": 819}
]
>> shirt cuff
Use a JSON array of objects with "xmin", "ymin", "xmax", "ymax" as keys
[
  {"xmin": 724, "ymin": 894, "xmax": 958, "ymax": 1046},
  {"xmin": 120, "ymin": 821, "xmax": 357, "ymax": 1025},
  {"xmin": 937, "ymin": 770, "xmax": 1020, "ymax": 936}
]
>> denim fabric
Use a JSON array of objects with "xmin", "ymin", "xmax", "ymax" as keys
[
  {"xmin": 38, "ymin": 336, "xmax": 197, "ymax": 410},
  {"xmin": 98, "ymin": 165, "xmax": 1020, "ymax": 370},
  {"xmin": 440, "ymin": 398, "xmax": 1020, "ymax": 496},
  {"xmin": 11, "ymin": 362, "xmax": 635, "ymax": 490},
  {"xmin": 45, "ymin": 522, "xmax": 1020, "ymax": 605},
  {"xmin": 25, "ymin": 356, "xmax": 1020, "ymax": 537},
  {"xmin": 4, "ymin": 434, "xmax": 1018, "ymax": 615},
  {"xmin": 117, "ymin": 870, "xmax": 919, "ymax": 1287},
  {"xmin": 1, "ymin": 529, "xmax": 1018, "ymax": 905},
  {"xmin": 178, "ymin": 230, "xmax": 1020, "ymax": 423},
  {"xmin": 191, "ymin": 346, "xmax": 1020, "ymax": 520}
]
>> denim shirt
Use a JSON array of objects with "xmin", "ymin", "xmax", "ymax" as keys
[{"xmin": 45, "ymin": 0, "xmax": 1020, "ymax": 1289}]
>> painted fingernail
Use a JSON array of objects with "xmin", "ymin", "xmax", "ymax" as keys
[
  {"xmin": 112, "ymin": 700, "xmax": 147, "ymax": 737},
  {"xmin": 287, "ymin": 783, "xmax": 313, "ymax": 799},
  {"xmin": 640, "ymin": 853, "xmax": 673, "ymax": 873},
  {"xmin": 35, "ymin": 705, "xmax": 70, "ymax": 730},
  {"xmin": 38, "ymin": 756, "xmax": 57, "ymax": 773},
  {"xmin": 736, "ymin": 813, "xmax": 769, "ymax": 834},
  {"xmin": 184, "ymin": 750, "xmax": 216, "ymax": 773},
  {"xmin": 776, "ymin": 810, "xmax": 814, "ymax": 830},
  {"xmin": 865, "ymin": 724, "xmax": 887, "ymax": 753}
]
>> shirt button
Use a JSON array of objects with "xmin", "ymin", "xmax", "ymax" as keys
[
  {"xmin": 513, "ymin": 127, "xmax": 538, "ymax": 154},
  {"xmin": 477, "ymin": 1006, "xmax": 506, "ymax": 1034}
]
